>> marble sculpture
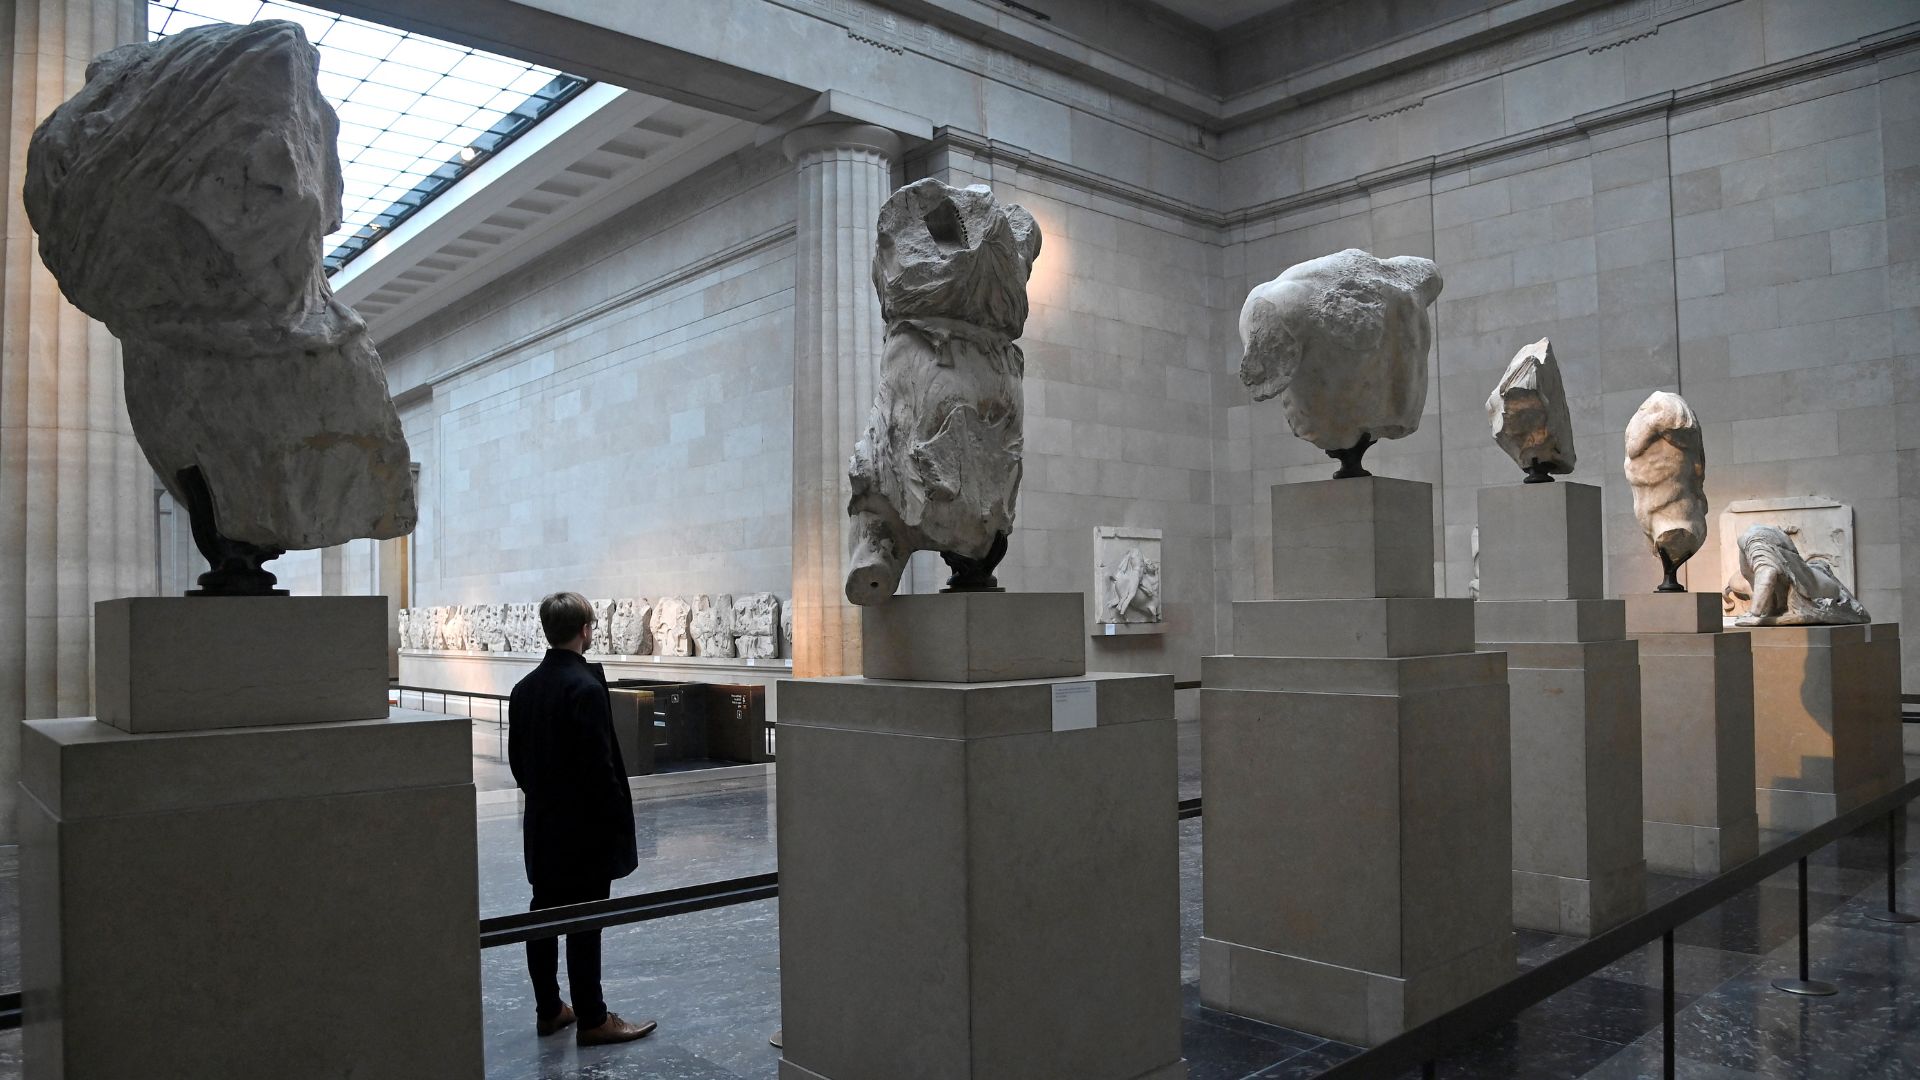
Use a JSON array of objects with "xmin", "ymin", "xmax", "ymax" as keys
[
  {"xmin": 1100, "ymin": 548, "xmax": 1163, "ymax": 624},
  {"xmin": 470, "ymin": 604, "xmax": 505, "ymax": 652},
  {"xmin": 651, "ymin": 596, "xmax": 693, "ymax": 657},
  {"xmin": 396, "ymin": 609, "xmax": 411, "ymax": 650},
  {"xmin": 1728, "ymin": 525, "xmax": 1869, "ymax": 626},
  {"xmin": 1624, "ymin": 391, "xmax": 1708, "ymax": 593},
  {"xmin": 585, "ymin": 600, "xmax": 611, "ymax": 654},
  {"xmin": 23, "ymin": 21, "xmax": 415, "ymax": 596},
  {"xmin": 608, "ymin": 598, "xmax": 651, "ymax": 655},
  {"xmin": 691, "ymin": 594, "xmax": 737, "ymax": 658},
  {"xmin": 1239, "ymin": 249, "xmax": 1444, "ymax": 478},
  {"xmin": 733, "ymin": 593, "xmax": 781, "ymax": 659},
  {"xmin": 846, "ymin": 179, "xmax": 1042, "ymax": 604},
  {"xmin": 1486, "ymin": 337, "xmax": 1575, "ymax": 481},
  {"xmin": 780, "ymin": 601, "xmax": 795, "ymax": 660}
]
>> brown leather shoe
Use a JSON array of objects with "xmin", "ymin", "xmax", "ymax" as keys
[
  {"xmin": 577, "ymin": 1012, "xmax": 657, "ymax": 1046},
  {"xmin": 537, "ymin": 1004, "xmax": 576, "ymax": 1037}
]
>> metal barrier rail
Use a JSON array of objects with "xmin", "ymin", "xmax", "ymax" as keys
[{"xmin": 1319, "ymin": 773, "xmax": 1920, "ymax": 1080}]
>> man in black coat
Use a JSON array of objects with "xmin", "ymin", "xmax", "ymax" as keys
[{"xmin": 508, "ymin": 591, "xmax": 656, "ymax": 1046}]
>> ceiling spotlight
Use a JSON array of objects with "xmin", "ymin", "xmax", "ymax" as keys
[{"xmin": 459, "ymin": 146, "xmax": 480, "ymax": 163}]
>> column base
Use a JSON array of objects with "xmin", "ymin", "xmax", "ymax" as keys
[
  {"xmin": 1198, "ymin": 935, "xmax": 1513, "ymax": 1048},
  {"xmin": 1645, "ymin": 816, "xmax": 1759, "ymax": 876},
  {"xmin": 1513, "ymin": 863, "xmax": 1646, "ymax": 937}
]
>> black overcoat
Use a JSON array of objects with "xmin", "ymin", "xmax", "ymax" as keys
[{"xmin": 507, "ymin": 648, "xmax": 638, "ymax": 886}]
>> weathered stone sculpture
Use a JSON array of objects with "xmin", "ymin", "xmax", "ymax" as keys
[
  {"xmin": 1624, "ymin": 391, "xmax": 1707, "ymax": 592},
  {"xmin": 1099, "ymin": 548, "xmax": 1163, "ymax": 624},
  {"xmin": 585, "ymin": 600, "xmax": 613, "ymax": 655},
  {"xmin": 846, "ymin": 180, "xmax": 1042, "ymax": 605},
  {"xmin": 691, "ymin": 594, "xmax": 737, "ymax": 658},
  {"xmin": 444, "ymin": 606, "xmax": 471, "ymax": 652},
  {"xmin": 780, "ymin": 601, "xmax": 795, "ymax": 660},
  {"xmin": 651, "ymin": 596, "xmax": 693, "ymax": 657},
  {"xmin": 1239, "ymin": 249, "xmax": 1444, "ymax": 478},
  {"xmin": 733, "ymin": 593, "xmax": 781, "ymax": 659},
  {"xmin": 1486, "ymin": 337, "xmax": 1575, "ymax": 482},
  {"xmin": 608, "ymin": 598, "xmax": 651, "ymax": 655},
  {"xmin": 510, "ymin": 603, "xmax": 541, "ymax": 652},
  {"xmin": 1728, "ymin": 525, "xmax": 1868, "ymax": 626},
  {"xmin": 23, "ymin": 21, "xmax": 416, "ymax": 596},
  {"xmin": 470, "ymin": 604, "xmax": 506, "ymax": 652}
]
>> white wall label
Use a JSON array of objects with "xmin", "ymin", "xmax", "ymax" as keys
[{"xmin": 1050, "ymin": 680, "xmax": 1096, "ymax": 732}]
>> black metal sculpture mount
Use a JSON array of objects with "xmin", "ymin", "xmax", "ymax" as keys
[
  {"xmin": 1524, "ymin": 461, "xmax": 1557, "ymax": 484},
  {"xmin": 1328, "ymin": 433, "xmax": 1375, "ymax": 480},
  {"xmin": 177, "ymin": 466, "xmax": 288, "ymax": 596},
  {"xmin": 1655, "ymin": 548, "xmax": 1686, "ymax": 593},
  {"xmin": 941, "ymin": 531, "xmax": 1009, "ymax": 593}
]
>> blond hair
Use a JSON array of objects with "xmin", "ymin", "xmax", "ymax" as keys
[{"xmin": 538, "ymin": 591, "xmax": 594, "ymax": 646}]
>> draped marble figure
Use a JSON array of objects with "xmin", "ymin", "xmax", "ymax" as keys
[
  {"xmin": 1623, "ymin": 391, "xmax": 1708, "ymax": 592},
  {"xmin": 1239, "ymin": 249, "xmax": 1444, "ymax": 478},
  {"xmin": 23, "ymin": 21, "xmax": 415, "ymax": 595},
  {"xmin": 1729, "ymin": 525, "xmax": 1869, "ymax": 626},
  {"xmin": 846, "ymin": 180, "xmax": 1042, "ymax": 604}
]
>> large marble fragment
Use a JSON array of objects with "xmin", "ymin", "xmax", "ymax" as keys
[
  {"xmin": 608, "ymin": 598, "xmax": 652, "ymax": 655},
  {"xmin": 651, "ymin": 597, "xmax": 693, "ymax": 657},
  {"xmin": 443, "ymin": 607, "xmax": 471, "ymax": 652},
  {"xmin": 1728, "ymin": 525, "xmax": 1868, "ymax": 626},
  {"xmin": 1094, "ymin": 527, "xmax": 1164, "ymax": 625},
  {"xmin": 426, "ymin": 608, "xmax": 450, "ymax": 650},
  {"xmin": 846, "ymin": 180, "xmax": 1042, "ymax": 605},
  {"xmin": 1239, "ymin": 249, "xmax": 1444, "ymax": 478},
  {"xmin": 779, "ymin": 601, "xmax": 795, "ymax": 660},
  {"xmin": 586, "ymin": 600, "xmax": 613, "ymax": 655},
  {"xmin": 1486, "ymin": 337, "xmax": 1576, "ymax": 481},
  {"xmin": 396, "ymin": 608, "xmax": 412, "ymax": 651},
  {"xmin": 23, "ymin": 21, "xmax": 416, "ymax": 595},
  {"xmin": 691, "ymin": 594, "xmax": 737, "ymax": 658},
  {"xmin": 733, "ymin": 593, "xmax": 780, "ymax": 659},
  {"xmin": 470, "ymin": 604, "xmax": 506, "ymax": 652},
  {"xmin": 1624, "ymin": 391, "xmax": 1707, "ymax": 592}
]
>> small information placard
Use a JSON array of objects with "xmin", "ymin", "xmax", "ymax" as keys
[{"xmin": 1050, "ymin": 680, "xmax": 1096, "ymax": 732}]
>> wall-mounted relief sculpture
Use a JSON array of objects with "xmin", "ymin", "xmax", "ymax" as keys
[
  {"xmin": 607, "ymin": 598, "xmax": 652, "ymax": 656},
  {"xmin": 1624, "ymin": 391, "xmax": 1707, "ymax": 592},
  {"xmin": 470, "ymin": 604, "xmax": 506, "ymax": 652},
  {"xmin": 733, "ymin": 593, "xmax": 781, "ymax": 659},
  {"xmin": 1094, "ymin": 527, "xmax": 1164, "ymax": 625},
  {"xmin": 651, "ymin": 596, "xmax": 693, "ymax": 657},
  {"xmin": 24, "ymin": 21, "xmax": 415, "ymax": 596},
  {"xmin": 1468, "ymin": 526, "xmax": 1481, "ymax": 599},
  {"xmin": 584, "ymin": 600, "xmax": 611, "ymax": 655},
  {"xmin": 1717, "ymin": 497, "xmax": 1855, "ymax": 619},
  {"xmin": 846, "ymin": 179, "xmax": 1042, "ymax": 604},
  {"xmin": 1486, "ymin": 337, "xmax": 1575, "ymax": 482},
  {"xmin": 691, "ymin": 594, "xmax": 737, "ymax": 658},
  {"xmin": 1239, "ymin": 249, "xmax": 1444, "ymax": 478},
  {"xmin": 1725, "ymin": 524, "xmax": 1869, "ymax": 626},
  {"xmin": 780, "ymin": 600, "xmax": 795, "ymax": 660}
]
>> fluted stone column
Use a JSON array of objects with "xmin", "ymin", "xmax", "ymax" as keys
[
  {"xmin": 783, "ymin": 123, "xmax": 900, "ymax": 678},
  {"xmin": 0, "ymin": 0, "xmax": 154, "ymax": 838}
]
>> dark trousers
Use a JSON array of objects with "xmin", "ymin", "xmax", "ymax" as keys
[{"xmin": 527, "ymin": 876, "xmax": 612, "ymax": 1029}]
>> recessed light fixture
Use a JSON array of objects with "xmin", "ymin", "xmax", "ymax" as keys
[{"xmin": 459, "ymin": 146, "xmax": 480, "ymax": 163}]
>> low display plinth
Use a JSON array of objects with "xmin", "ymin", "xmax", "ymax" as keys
[
  {"xmin": 1475, "ymin": 632, "xmax": 1646, "ymax": 937},
  {"xmin": 775, "ymin": 670, "xmax": 1184, "ymax": 1080},
  {"xmin": 1198, "ymin": 651, "xmax": 1515, "ymax": 1045},
  {"xmin": 1627, "ymin": 593, "xmax": 1758, "ymax": 875},
  {"xmin": 1743, "ymin": 623, "xmax": 1904, "ymax": 831},
  {"xmin": 21, "ymin": 709, "xmax": 482, "ymax": 1080}
]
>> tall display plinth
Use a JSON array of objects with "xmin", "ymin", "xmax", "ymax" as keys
[
  {"xmin": 776, "ymin": 593, "xmax": 1185, "ymax": 1080},
  {"xmin": 1744, "ymin": 622, "xmax": 1904, "ymax": 831},
  {"xmin": 1201, "ymin": 478, "xmax": 1513, "ymax": 1047},
  {"xmin": 22, "ymin": 598, "xmax": 482, "ymax": 1080},
  {"xmin": 1475, "ymin": 483, "xmax": 1645, "ymax": 937},
  {"xmin": 1626, "ymin": 592, "xmax": 1758, "ymax": 875}
]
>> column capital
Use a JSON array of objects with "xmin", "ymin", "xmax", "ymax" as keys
[{"xmin": 780, "ymin": 122, "xmax": 903, "ymax": 165}]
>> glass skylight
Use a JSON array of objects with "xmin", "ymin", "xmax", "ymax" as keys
[{"xmin": 149, "ymin": 0, "xmax": 589, "ymax": 273}]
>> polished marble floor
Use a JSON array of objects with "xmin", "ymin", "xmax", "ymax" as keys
[
  {"xmin": 0, "ymin": 725, "xmax": 1912, "ymax": 1079},
  {"xmin": 466, "ymin": 729, "xmax": 1920, "ymax": 1080}
]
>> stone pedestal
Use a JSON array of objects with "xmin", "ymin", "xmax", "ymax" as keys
[
  {"xmin": 21, "ymin": 598, "xmax": 483, "ymax": 1080},
  {"xmin": 1475, "ymin": 483, "xmax": 1645, "ymax": 937},
  {"xmin": 1201, "ymin": 478, "xmax": 1513, "ymax": 1046},
  {"xmin": 775, "ymin": 596, "xmax": 1184, "ymax": 1080},
  {"xmin": 1744, "ymin": 622, "xmax": 1904, "ymax": 831},
  {"xmin": 1626, "ymin": 592, "xmax": 1758, "ymax": 875}
]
